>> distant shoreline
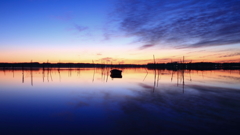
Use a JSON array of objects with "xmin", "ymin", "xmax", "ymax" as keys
[{"xmin": 0, "ymin": 62, "xmax": 240, "ymax": 70}]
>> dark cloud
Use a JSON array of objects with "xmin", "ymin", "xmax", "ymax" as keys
[
  {"xmin": 139, "ymin": 44, "xmax": 155, "ymax": 50},
  {"xmin": 199, "ymin": 53, "xmax": 221, "ymax": 58},
  {"xmin": 74, "ymin": 24, "xmax": 88, "ymax": 32},
  {"xmin": 219, "ymin": 52, "xmax": 240, "ymax": 58},
  {"xmin": 111, "ymin": 0, "xmax": 240, "ymax": 48},
  {"xmin": 99, "ymin": 57, "xmax": 117, "ymax": 62},
  {"xmin": 103, "ymin": 32, "xmax": 110, "ymax": 40},
  {"xmin": 186, "ymin": 50, "xmax": 206, "ymax": 54}
]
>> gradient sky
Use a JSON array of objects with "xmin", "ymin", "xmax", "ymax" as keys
[{"xmin": 1, "ymin": 0, "xmax": 240, "ymax": 64}]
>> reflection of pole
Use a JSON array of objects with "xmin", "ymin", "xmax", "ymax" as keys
[
  {"xmin": 143, "ymin": 69, "xmax": 148, "ymax": 81},
  {"xmin": 68, "ymin": 64, "xmax": 72, "ymax": 77},
  {"xmin": 153, "ymin": 70, "xmax": 156, "ymax": 93},
  {"xmin": 180, "ymin": 70, "xmax": 182, "ymax": 83},
  {"xmin": 106, "ymin": 63, "xmax": 109, "ymax": 82},
  {"xmin": 42, "ymin": 63, "xmax": 45, "ymax": 82},
  {"xmin": 31, "ymin": 60, "xmax": 33, "ymax": 86},
  {"xmin": 157, "ymin": 69, "xmax": 160, "ymax": 87},
  {"xmin": 103, "ymin": 62, "xmax": 107, "ymax": 82},
  {"xmin": 189, "ymin": 70, "xmax": 192, "ymax": 81},
  {"xmin": 177, "ymin": 70, "xmax": 179, "ymax": 86},
  {"xmin": 171, "ymin": 70, "xmax": 174, "ymax": 82},
  {"xmin": 153, "ymin": 55, "xmax": 156, "ymax": 92},
  {"xmin": 101, "ymin": 60, "xmax": 103, "ymax": 81},
  {"xmin": 12, "ymin": 65, "xmax": 14, "ymax": 78},
  {"xmin": 50, "ymin": 68, "xmax": 53, "ymax": 81},
  {"xmin": 22, "ymin": 64, "xmax": 24, "ymax": 83},
  {"xmin": 182, "ymin": 70, "xmax": 185, "ymax": 93},
  {"xmin": 102, "ymin": 61, "xmax": 105, "ymax": 81},
  {"xmin": 77, "ymin": 63, "xmax": 80, "ymax": 77},
  {"xmin": 58, "ymin": 68, "xmax": 61, "ymax": 82},
  {"xmin": 47, "ymin": 60, "xmax": 49, "ymax": 82},
  {"xmin": 92, "ymin": 60, "xmax": 95, "ymax": 82}
]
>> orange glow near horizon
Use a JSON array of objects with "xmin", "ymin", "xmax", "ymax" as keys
[{"xmin": 1, "ymin": 44, "xmax": 240, "ymax": 64}]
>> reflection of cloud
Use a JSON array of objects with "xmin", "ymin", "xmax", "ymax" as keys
[
  {"xmin": 111, "ymin": 0, "xmax": 240, "ymax": 48},
  {"xmin": 218, "ymin": 75, "xmax": 240, "ymax": 81},
  {"xmin": 111, "ymin": 83, "xmax": 240, "ymax": 134},
  {"xmin": 138, "ymin": 83, "xmax": 153, "ymax": 89},
  {"xmin": 75, "ymin": 101, "xmax": 89, "ymax": 108},
  {"xmin": 51, "ymin": 111, "xmax": 74, "ymax": 121}
]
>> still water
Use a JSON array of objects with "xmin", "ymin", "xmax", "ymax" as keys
[{"xmin": 0, "ymin": 68, "xmax": 240, "ymax": 135}]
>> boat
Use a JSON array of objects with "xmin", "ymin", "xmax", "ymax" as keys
[{"xmin": 110, "ymin": 69, "xmax": 122, "ymax": 78}]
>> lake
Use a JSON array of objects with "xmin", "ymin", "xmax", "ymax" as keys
[{"xmin": 0, "ymin": 68, "xmax": 240, "ymax": 135}]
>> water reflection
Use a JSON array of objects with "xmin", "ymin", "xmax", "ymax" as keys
[{"xmin": 0, "ymin": 68, "xmax": 240, "ymax": 134}]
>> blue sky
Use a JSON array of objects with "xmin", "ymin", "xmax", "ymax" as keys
[
  {"xmin": 1, "ymin": 0, "xmax": 240, "ymax": 63},
  {"xmin": 1, "ymin": 0, "xmax": 112, "ymax": 47}
]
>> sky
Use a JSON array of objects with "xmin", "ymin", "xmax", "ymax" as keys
[{"xmin": 0, "ymin": 0, "xmax": 240, "ymax": 64}]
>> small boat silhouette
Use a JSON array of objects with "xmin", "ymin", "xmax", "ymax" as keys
[{"xmin": 110, "ymin": 69, "xmax": 122, "ymax": 78}]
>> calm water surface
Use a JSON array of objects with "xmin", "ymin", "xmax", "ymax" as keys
[{"xmin": 0, "ymin": 68, "xmax": 240, "ymax": 135}]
